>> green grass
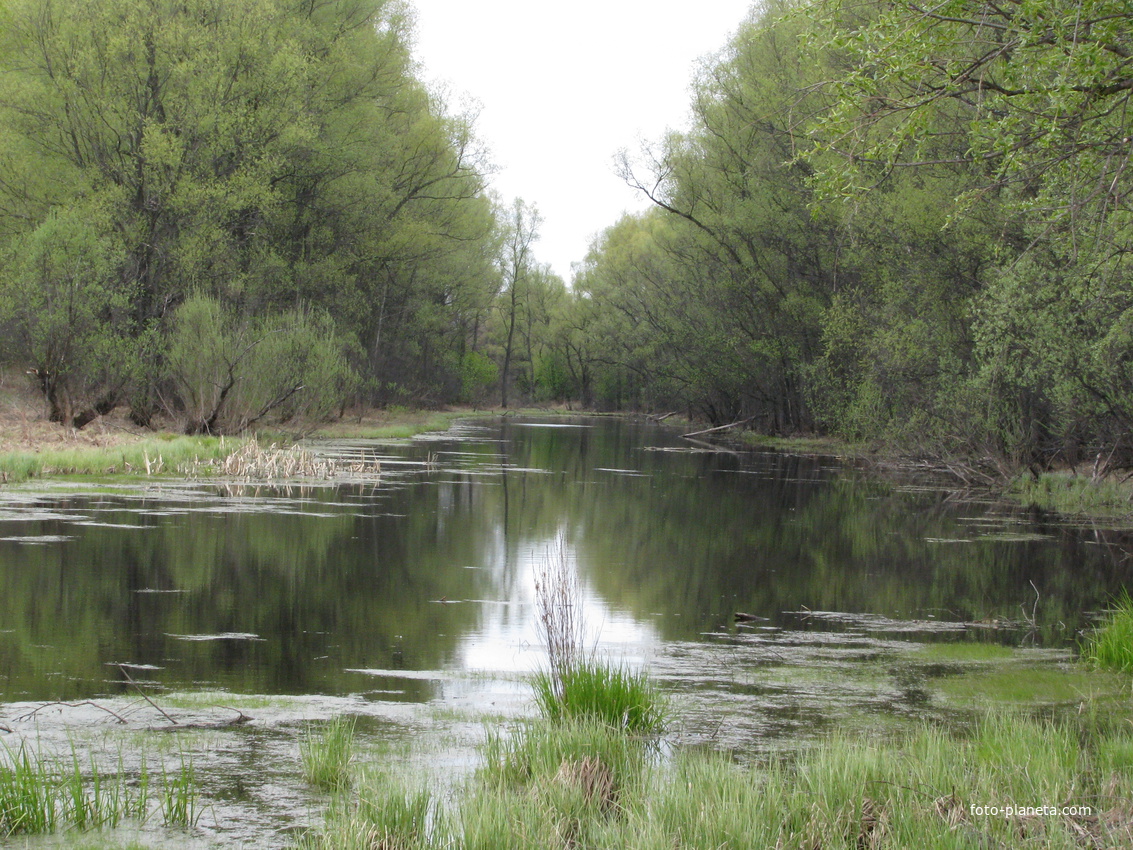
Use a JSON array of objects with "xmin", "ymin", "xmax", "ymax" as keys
[
  {"xmin": 0, "ymin": 741, "xmax": 195, "ymax": 837},
  {"xmin": 0, "ymin": 436, "xmax": 239, "ymax": 483},
  {"xmin": 300, "ymin": 716, "xmax": 357, "ymax": 792},
  {"xmin": 1009, "ymin": 471, "xmax": 1133, "ymax": 519},
  {"xmin": 532, "ymin": 662, "xmax": 667, "ymax": 734},
  {"xmin": 157, "ymin": 754, "xmax": 198, "ymax": 829},
  {"xmin": 297, "ymin": 708, "xmax": 1133, "ymax": 849},
  {"xmin": 1083, "ymin": 591, "xmax": 1133, "ymax": 672}
]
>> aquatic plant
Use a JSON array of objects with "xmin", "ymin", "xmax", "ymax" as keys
[
  {"xmin": 532, "ymin": 662, "xmax": 665, "ymax": 735},
  {"xmin": 533, "ymin": 535, "xmax": 586, "ymax": 687},
  {"xmin": 184, "ymin": 436, "xmax": 380, "ymax": 480},
  {"xmin": 300, "ymin": 716, "xmax": 357, "ymax": 792},
  {"xmin": 0, "ymin": 741, "xmax": 57, "ymax": 834},
  {"xmin": 531, "ymin": 539, "xmax": 667, "ymax": 735},
  {"xmin": 1084, "ymin": 590, "xmax": 1133, "ymax": 672},
  {"xmin": 159, "ymin": 752, "xmax": 199, "ymax": 828},
  {"xmin": 0, "ymin": 740, "xmax": 192, "ymax": 836}
]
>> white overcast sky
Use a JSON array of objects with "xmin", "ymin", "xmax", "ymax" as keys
[{"xmin": 410, "ymin": 1, "xmax": 756, "ymax": 281}]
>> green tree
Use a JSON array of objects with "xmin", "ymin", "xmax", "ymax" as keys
[
  {"xmin": 496, "ymin": 199, "xmax": 542, "ymax": 408},
  {"xmin": 0, "ymin": 202, "xmax": 144, "ymax": 425},
  {"xmin": 0, "ymin": 0, "xmax": 499, "ymax": 422},
  {"xmin": 807, "ymin": 0, "xmax": 1133, "ymax": 246}
]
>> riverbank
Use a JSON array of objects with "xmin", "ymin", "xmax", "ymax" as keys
[
  {"xmin": 5, "ymin": 381, "xmax": 1133, "ymax": 529},
  {"xmin": 0, "ymin": 390, "xmax": 491, "ymax": 484}
]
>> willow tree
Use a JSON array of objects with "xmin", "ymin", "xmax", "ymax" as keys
[
  {"xmin": 803, "ymin": 0, "xmax": 1133, "ymax": 466},
  {"xmin": 0, "ymin": 0, "xmax": 498, "ymax": 427},
  {"xmin": 612, "ymin": 1, "xmax": 847, "ymax": 428}
]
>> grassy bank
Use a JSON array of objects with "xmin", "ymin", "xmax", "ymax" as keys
[
  {"xmin": 1008, "ymin": 471, "xmax": 1133, "ymax": 521},
  {"xmin": 0, "ymin": 436, "xmax": 237, "ymax": 484},
  {"xmin": 0, "ymin": 408, "xmax": 479, "ymax": 485},
  {"xmin": 304, "ymin": 408, "xmax": 475, "ymax": 441}
]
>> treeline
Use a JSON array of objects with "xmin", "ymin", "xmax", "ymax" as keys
[
  {"xmin": 553, "ymin": 0, "xmax": 1133, "ymax": 476},
  {"xmin": 0, "ymin": 0, "xmax": 567, "ymax": 433},
  {"xmin": 5, "ymin": 0, "xmax": 1132, "ymax": 473}
]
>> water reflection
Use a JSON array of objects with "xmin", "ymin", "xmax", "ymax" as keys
[{"xmin": 0, "ymin": 415, "xmax": 1130, "ymax": 716}]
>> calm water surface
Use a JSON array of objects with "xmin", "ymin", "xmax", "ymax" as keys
[{"xmin": 2, "ymin": 416, "xmax": 1131, "ymax": 844}]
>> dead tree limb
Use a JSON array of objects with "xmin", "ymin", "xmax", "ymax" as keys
[
  {"xmin": 682, "ymin": 416, "xmax": 756, "ymax": 439},
  {"xmin": 118, "ymin": 664, "xmax": 177, "ymax": 725}
]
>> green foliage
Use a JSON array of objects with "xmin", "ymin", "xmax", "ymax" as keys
[
  {"xmin": 0, "ymin": 204, "xmax": 143, "ymax": 425},
  {"xmin": 165, "ymin": 293, "xmax": 354, "ymax": 433},
  {"xmin": 300, "ymin": 716, "xmax": 357, "ymax": 792},
  {"xmin": 807, "ymin": 0, "xmax": 1133, "ymax": 242},
  {"xmin": 457, "ymin": 351, "xmax": 498, "ymax": 404},
  {"xmin": 0, "ymin": 0, "xmax": 500, "ymax": 417},
  {"xmin": 1084, "ymin": 591, "xmax": 1133, "ymax": 673}
]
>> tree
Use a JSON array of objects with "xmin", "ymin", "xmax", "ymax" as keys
[
  {"xmin": 806, "ymin": 0, "xmax": 1133, "ymax": 252},
  {"xmin": 0, "ymin": 0, "xmax": 501, "ymax": 422},
  {"xmin": 496, "ymin": 199, "xmax": 542, "ymax": 408},
  {"xmin": 0, "ymin": 202, "xmax": 143, "ymax": 425}
]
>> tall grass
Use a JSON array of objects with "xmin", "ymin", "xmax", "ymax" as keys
[
  {"xmin": 299, "ymin": 709, "xmax": 1133, "ymax": 849},
  {"xmin": 0, "ymin": 740, "xmax": 196, "ymax": 837},
  {"xmin": 1083, "ymin": 590, "xmax": 1133, "ymax": 672},
  {"xmin": 159, "ymin": 753, "xmax": 199, "ymax": 828},
  {"xmin": 532, "ymin": 662, "xmax": 665, "ymax": 734},
  {"xmin": 300, "ymin": 716, "xmax": 357, "ymax": 792},
  {"xmin": 1010, "ymin": 471, "xmax": 1133, "ymax": 518}
]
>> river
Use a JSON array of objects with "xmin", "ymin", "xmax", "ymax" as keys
[{"xmin": 1, "ymin": 415, "xmax": 1130, "ymax": 846}]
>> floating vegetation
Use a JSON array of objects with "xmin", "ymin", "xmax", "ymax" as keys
[{"xmin": 183, "ymin": 437, "xmax": 381, "ymax": 481}]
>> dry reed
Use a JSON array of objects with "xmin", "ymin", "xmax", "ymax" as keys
[{"xmin": 183, "ymin": 437, "xmax": 380, "ymax": 481}]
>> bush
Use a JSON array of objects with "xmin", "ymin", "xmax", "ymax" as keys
[{"xmin": 166, "ymin": 293, "xmax": 356, "ymax": 434}]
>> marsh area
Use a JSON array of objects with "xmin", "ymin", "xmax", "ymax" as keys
[{"xmin": 2, "ymin": 416, "xmax": 1131, "ymax": 847}]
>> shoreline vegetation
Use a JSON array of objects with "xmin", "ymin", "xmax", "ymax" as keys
[{"xmin": 4, "ymin": 393, "xmax": 1133, "ymax": 526}]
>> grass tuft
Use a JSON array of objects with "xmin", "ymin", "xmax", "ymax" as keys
[
  {"xmin": 0, "ymin": 740, "xmax": 195, "ymax": 836},
  {"xmin": 300, "ymin": 716, "xmax": 357, "ymax": 792},
  {"xmin": 1083, "ymin": 590, "xmax": 1133, "ymax": 672},
  {"xmin": 531, "ymin": 538, "xmax": 667, "ymax": 735},
  {"xmin": 532, "ymin": 662, "xmax": 666, "ymax": 734}
]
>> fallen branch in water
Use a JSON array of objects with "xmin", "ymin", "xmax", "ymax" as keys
[
  {"xmin": 681, "ymin": 416, "xmax": 756, "ymax": 439},
  {"xmin": 118, "ymin": 663, "xmax": 177, "ymax": 725},
  {"xmin": 146, "ymin": 707, "xmax": 252, "ymax": 732},
  {"xmin": 14, "ymin": 701, "xmax": 129, "ymax": 724}
]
